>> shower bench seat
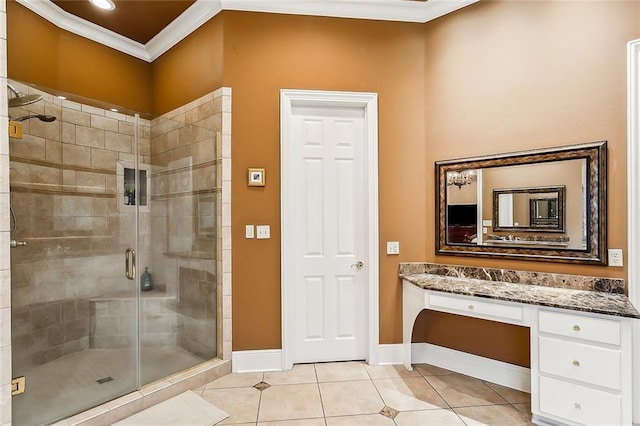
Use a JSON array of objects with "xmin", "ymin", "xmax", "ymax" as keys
[{"xmin": 89, "ymin": 291, "xmax": 178, "ymax": 349}]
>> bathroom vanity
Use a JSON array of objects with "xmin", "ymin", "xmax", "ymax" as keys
[{"xmin": 400, "ymin": 263, "xmax": 640, "ymax": 426}]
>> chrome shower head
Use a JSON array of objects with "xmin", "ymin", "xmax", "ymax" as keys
[
  {"xmin": 13, "ymin": 114, "xmax": 57, "ymax": 123},
  {"xmin": 7, "ymin": 84, "xmax": 42, "ymax": 108}
]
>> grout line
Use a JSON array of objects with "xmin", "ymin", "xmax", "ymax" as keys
[
  {"xmin": 508, "ymin": 402, "xmax": 531, "ymax": 420},
  {"xmin": 417, "ymin": 367, "xmax": 454, "ymax": 411},
  {"xmin": 480, "ymin": 380, "xmax": 510, "ymax": 405},
  {"xmin": 369, "ymin": 370, "xmax": 387, "ymax": 408},
  {"xmin": 415, "ymin": 364, "xmax": 471, "ymax": 425},
  {"xmin": 255, "ymin": 383, "xmax": 263, "ymax": 425},
  {"xmin": 312, "ymin": 364, "xmax": 328, "ymax": 424}
]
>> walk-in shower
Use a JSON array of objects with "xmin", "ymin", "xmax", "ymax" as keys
[{"xmin": 8, "ymin": 80, "xmax": 223, "ymax": 425}]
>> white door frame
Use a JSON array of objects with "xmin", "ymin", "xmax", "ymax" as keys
[
  {"xmin": 626, "ymin": 38, "xmax": 640, "ymax": 424},
  {"xmin": 280, "ymin": 89, "xmax": 379, "ymax": 370}
]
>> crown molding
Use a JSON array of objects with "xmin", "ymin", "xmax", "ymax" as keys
[
  {"xmin": 15, "ymin": 0, "xmax": 478, "ymax": 63},
  {"xmin": 223, "ymin": 0, "xmax": 477, "ymax": 23},
  {"xmin": 146, "ymin": 0, "xmax": 223, "ymax": 62},
  {"xmin": 16, "ymin": 0, "xmax": 150, "ymax": 60}
]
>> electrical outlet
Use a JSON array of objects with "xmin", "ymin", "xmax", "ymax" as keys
[
  {"xmin": 608, "ymin": 248, "xmax": 623, "ymax": 267},
  {"xmin": 256, "ymin": 225, "xmax": 270, "ymax": 239},
  {"xmin": 386, "ymin": 241, "xmax": 400, "ymax": 255},
  {"xmin": 245, "ymin": 225, "xmax": 254, "ymax": 239}
]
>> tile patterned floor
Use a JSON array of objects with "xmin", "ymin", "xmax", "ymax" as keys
[{"xmin": 187, "ymin": 362, "xmax": 533, "ymax": 425}]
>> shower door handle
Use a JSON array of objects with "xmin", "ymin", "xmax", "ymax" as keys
[{"xmin": 125, "ymin": 248, "xmax": 136, "ymax": 280}]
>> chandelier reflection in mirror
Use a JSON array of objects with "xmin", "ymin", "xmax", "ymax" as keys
[{"xmin": 447, "ymin": 170, "xmax": 474, "ymax": 189}]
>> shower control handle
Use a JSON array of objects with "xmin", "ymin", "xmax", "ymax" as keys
[
  {"xmin": 125, "ymin": 248, "xmax": 136, "ymax": 280},
  {"xmin": 10, "ymin": 240, "xmax": 27, "ymax": 248}
]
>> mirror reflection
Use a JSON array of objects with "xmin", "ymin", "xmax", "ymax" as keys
[
  {"xmin": 436, "ymin": 142, "xmax": 607, "ymax": 264},
  {"xmin": 493, "ymin": 185, "xmax": 566, "ymax": 233}
]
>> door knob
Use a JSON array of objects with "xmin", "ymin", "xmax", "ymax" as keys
[{"xmin": 351, "ymin": 261, "xmax": 364, "ymax": 270}]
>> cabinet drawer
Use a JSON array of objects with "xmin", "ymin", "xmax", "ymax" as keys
[
  {"xmin": 539, "ymin": 336, "xmax": 621, "ymax": 390},
  {"xmin": 539, "ymin": 310, "xmax": 620, "ymax": 345},
  {"xmin": 429, "ymin": 294, "xmax": 522, "ymax": 321},
  {"xmin": 539, "ymin": 376, "xmax": 621, "ymax": 425}
]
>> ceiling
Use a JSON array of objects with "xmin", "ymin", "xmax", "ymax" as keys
[
  {"xmin": 50, "ymin": 0, "xmax": 196, "ymax": 44},
  {"xmin": 16, "ymin": 0, "xmax": 478, "ymax": 62}
]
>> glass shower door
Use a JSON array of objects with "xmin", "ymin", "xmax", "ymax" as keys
[
  {"xmin": 139, "ymin": 111, "xmax": 218, "ymax": 385},
  {"xmin": 9, "ymin": 82, "xmax": 139, "ymax": 425}
]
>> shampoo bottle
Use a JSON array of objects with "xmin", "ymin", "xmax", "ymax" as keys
[{"xmin": 141, "ymin": 267, "xmax": 153, "ymax": 291}]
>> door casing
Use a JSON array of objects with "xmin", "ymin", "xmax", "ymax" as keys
[
  {"xmin": 626, "ymin": 38, "xmax": 640, "ymax": 424},
  {"xmin": 280, "ymin": 89, "xmax": 379, "ymax": 370}
]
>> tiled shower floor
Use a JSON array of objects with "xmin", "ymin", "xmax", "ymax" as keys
[
  {"xmin": 12, "ymin": 346, "xmax": 205, "ymax": 426},
  {"xmin": 186, "ymin": 361, "xmax": 533, "ymax": 425}
]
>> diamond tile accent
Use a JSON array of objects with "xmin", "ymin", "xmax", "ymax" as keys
[
  {"xmin": 379, "ymin": 406, "xmax": 399, "ymax": 419},
  {"xmin": 253, "ymin": 381, "xmax": 271, "ymax": 391}
]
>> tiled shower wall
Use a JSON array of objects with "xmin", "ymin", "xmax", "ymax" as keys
[
  {"xmin": 149, "ymin": 89, "xmax": 231, "ymax": 359},
  {"xmin": 0, "ymin": 1, "xmax": 10, "ymax": 424}
]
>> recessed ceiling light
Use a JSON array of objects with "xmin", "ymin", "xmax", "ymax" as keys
[{"xmin": 89, "ymin": 0, "xmax": 115, "ymax": 11}]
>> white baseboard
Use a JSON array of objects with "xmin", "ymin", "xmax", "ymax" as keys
[
  {"xmin": 233, "ymin": 344, "xmax": 530, "ymax": 393},
  {"xmin": 378, "ymin": 343, "xmax": 530, "ymax": 392},
  {"xmin": 377, "ymin": 344, "xmax": 404, "ymax": 365},
  {"xmin": 231, "ymin": 349, "xmax": 282, "ymax": 373},
  {"xmin": 412, "ymin": 343, "xmax": 531, "ymax": 392}
]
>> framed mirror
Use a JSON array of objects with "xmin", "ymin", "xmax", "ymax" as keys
[
  {"xmin": 493, "ymin": 185, "xmax": 565, "ymax": 233},
  {"xmin": 436, "ymin": 141, "xmax": 607, "ymax": 264}
]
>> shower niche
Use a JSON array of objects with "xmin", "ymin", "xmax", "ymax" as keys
[{"xmin": 118, "ymin": 162, "xmax": 150, "ymax": 210}]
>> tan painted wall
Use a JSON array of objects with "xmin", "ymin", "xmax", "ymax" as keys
[
  {"xmin": 424, "ymin": 1, "xmax": 637, "ymax": 278},
  {"xmin": 6, "ymin": 1, "xmax": 640, "ymax": 361},
  {"xmin": 220, "ymin": 12, "xmax": 427, "ymax": 350},
  {"xmin": 151, "ymin": 17, "xmax": 224, "ymax": 116},
  {"xmin": 7, "ymin": 2, "xmax": 152, "ymax": 114},
  {"xmin": 414, "ymin": 0, "xmax": 639, "ymax": 359}
]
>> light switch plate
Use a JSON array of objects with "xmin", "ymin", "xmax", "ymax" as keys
[
  {"xmin": 608, "ymin": 248, "xmax": 623, "ymax": 267},
  {"xmin": 256, "ymin": 225, "xmax": 270, "ymax": 239},
  {"xmin": 245, "ymin": 225, "xmax": 254, "ymax": 239},
  {"xmin": 386, "ymin": 241, "xmax": 400, "ymax": 255}
]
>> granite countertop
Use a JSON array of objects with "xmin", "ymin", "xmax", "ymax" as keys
[{"xmin": 400, "ymin": 273, "xmax": 640, "ymax": 319}]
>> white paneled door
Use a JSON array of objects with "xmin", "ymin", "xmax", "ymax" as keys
[
  {"xmin": 291, "ymin": 105, "xmax": 366, "ymax": 363},
  {"xmin": 281, "ymin": 90, "xmax": 378, "ymax": 366}
]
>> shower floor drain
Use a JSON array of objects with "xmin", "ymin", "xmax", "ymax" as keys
[{"xmin": 96, "ymin": 376, "xmax": 114, "ymax": 384}]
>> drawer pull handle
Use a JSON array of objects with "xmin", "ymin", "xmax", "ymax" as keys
[
  {"xmin": 573, "ymin": 325, "xmax": 581, "ymax": 332},
  {"xmin": 574, "ymin": 402, "xmax": 582, "ymax": 410},
  {"xmin": 573, "ymin": 360, "xmax": 580, "ymax": 367},
  {"xmin": 468, "ymin": 305, "xmax": 474, "ymax": 310}
]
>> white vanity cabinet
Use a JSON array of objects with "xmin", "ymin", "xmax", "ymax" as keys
[
  {"xmin": 532, "ymin": 309, "xmax": 633, "ymax": 426},
  {"xmin": 401, "ymin": 277, "xmax": 638, "ymax": 426}
]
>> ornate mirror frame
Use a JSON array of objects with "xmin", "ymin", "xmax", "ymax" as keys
[{"xmin": 436, "ymin": 141, "xmax": 607, "ymax": 264}]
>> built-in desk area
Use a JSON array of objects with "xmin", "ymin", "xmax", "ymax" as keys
[{"xmin": 400, "ymin": 263, "xmax": 640, "ymax": 426}]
